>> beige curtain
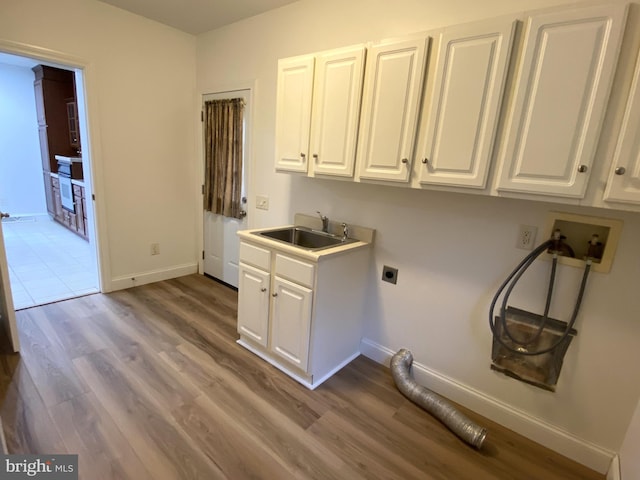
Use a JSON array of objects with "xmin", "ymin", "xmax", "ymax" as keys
[{"xmin": 204, "ymin": 98, "xmax": 244, "ymax": 218}]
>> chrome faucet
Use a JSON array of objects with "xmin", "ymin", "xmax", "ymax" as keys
[
  {"xmin": 317, "ymin": 211, "xmax": 329, "ymax": 233},
  {"xmin": 341, "ymin": 223, "xmax": 349, "ymax": 241}
]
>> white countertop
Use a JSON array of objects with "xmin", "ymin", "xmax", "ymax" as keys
[{"xmin": 237, "ymin": 214, "xmax": 375, "ymax": 262}]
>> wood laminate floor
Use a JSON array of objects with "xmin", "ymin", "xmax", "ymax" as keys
[{"xmin": 0, "ymin": 274, "xmax": 604, "ymax": 479}]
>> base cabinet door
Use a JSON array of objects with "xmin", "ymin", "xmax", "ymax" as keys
[
  {"xmin": 270, "ymin": 276, "xmax": 312, "ymax": 372},
  {"xmin": 496, "ymin": 4, "xmax": 627, "ymax": 198},
  {"xmin": 237, "ymin": 263, "xmax": 270, "ymax": 347}
]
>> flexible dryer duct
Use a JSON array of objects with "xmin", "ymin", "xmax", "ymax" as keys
[{"xmin": 390, "ymin": 349, "xmax": 487, "ymax": 449}]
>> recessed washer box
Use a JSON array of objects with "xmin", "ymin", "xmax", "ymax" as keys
[{"xmin": 543, "ymin": 211, "xmax": 623, "ymax": 273}]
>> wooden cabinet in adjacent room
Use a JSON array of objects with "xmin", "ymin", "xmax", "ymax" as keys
[
  {"xmin": 33, "ymin": 65, "xmax": 78, "ymax": 215},
  {"xmin": 49, "ymin": 175, "xmax": 88, "ymax": 240}
]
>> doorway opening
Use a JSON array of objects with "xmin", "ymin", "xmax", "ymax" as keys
[
  {"xmin": 0, "ymin": 52, "xmax": 100, "ymax": 312},
  {"xmin": 202, "ymin": 89, "xmax": 251, "ymax": 289}
]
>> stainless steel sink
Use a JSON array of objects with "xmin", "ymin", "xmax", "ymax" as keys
[{"xmin": 253, "ymin": 226, "xmax": 355, "ymax": 251}]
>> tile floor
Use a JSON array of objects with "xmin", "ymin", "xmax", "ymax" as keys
[{"xmin": 1, "ymin": 216, "xmax": 99, "ymax": 310}]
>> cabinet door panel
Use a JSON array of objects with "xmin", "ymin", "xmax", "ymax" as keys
[
  {"xmin": 237, "ymin": 263, "xmax": 270, "ymax": 347},
  {"xmin": 275, "ymin": 55, "xmax": 315, "ymax": 172},
  {"xmin": 310, "ymin": 46, "xmax": 365, "ymax": 177},
  {"xmin": 418, "ymin": 18, "xmax": 516, "ymax": 187},
  {"xmin": 497, "ymin": 4, "xmax": 626, "ymax": 197},
  {"xmin": 271, "ymin": 277, "xmax": 312, "ymax": 372},
  {"xmin": 604, "ymin": 47, "xmax": 640, "ymax": 204},
  {"xmin": 357, "ymin": 37, "xmax": 428, "ymax": 182}
]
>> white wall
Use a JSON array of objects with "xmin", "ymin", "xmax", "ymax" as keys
[
  {"xmin": 620, "ymin": 398, "xmax": 640, "ymax": 479},
  {"xmin": 0, "ymin": 63, "xmax": 46, "ymax": 216},
  {"xmin": 196, "ymin": 0, "xmax": 640, "ymax": 471},
  {"xmin": 0, "ymin": 0, "xmax": 197, "ymax": 289}
]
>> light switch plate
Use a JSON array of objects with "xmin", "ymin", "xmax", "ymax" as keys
[{"xmin": 256, "ymin": 195, "xmax": 269, "ymax": 210}]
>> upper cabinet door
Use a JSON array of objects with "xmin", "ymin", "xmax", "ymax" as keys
[
  {"xmin": 416, "ymin": 17, "xmax": 517, "ymax": 188},
  {"xmin": 496, "ymin": 4, "xmax": 627, "ymax": 198},
  {"xmin": 275, "ymin": 55, "xmax": 315, "ymax": 173},
  {"xmin": 309, "ymin": 46, "xmax": 366, "ymax": 178},
  {"xmin": 604, "ymin": 47, "xmax": 640, "ymax": 205},
  {"xmin": 357, "ymin": 37, "xmax": 429, "ymax": 182}
]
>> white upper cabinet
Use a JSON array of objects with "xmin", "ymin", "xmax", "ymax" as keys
[
  {"xmin": 416, "ymin": 17, "xmax": 517, "ymax": 188},
  {"xmin": 357, "ymin": 36, "xmax": 429, "ymax": 182},
  {"xmin": 310, "ymin": 46, "xmax": 366, "ymax": 177},
  {"xmin": 604, "ymin": 46, "xmax": 640, "ymax": 205},
  {"xmin": 275, "ymin": 47, "xmax": 365, "ymax": 177},
  {"xmin": 275, "ymin": 55, "xmax": 315, "ymax": 173},
  {"xmin": 496, "ymin": 4, "xmax": 627, "ymax": 198}
]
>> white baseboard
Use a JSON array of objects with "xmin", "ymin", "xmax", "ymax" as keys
[
  {"xmin": 607, "ymin": 455, "xmax": 621, "ymax": 480},
  {"xmin": 360, "ymin": 337, "xmax": 615, "ymax": 474},
  {"xmin": 109, "ymin": 263, "xmax": 198, "ymax": 291}
]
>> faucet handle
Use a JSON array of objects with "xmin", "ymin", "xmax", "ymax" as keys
[{"xmin": 341, "ymin": 222, "xmax": 349, "ymax": 241}]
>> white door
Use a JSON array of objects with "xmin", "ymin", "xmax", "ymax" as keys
[
  {"xmin": 604, "ymin": 45, "xmax": 640, "ymax": 205},
  {"xmin": 203, "ymin": 89, "xmax": 251, "ymax": 288},
  {"xmin": 417, "ymin": 17, "xmax": 517, "ymax": 188},
  {"xmin": 0, "ymin": 215, "xmax": 19, "ymax": 352},
  {"xmin": 496, "ymin": 4, "xmax": 627, "ymax": 198},
  {"xmin": 270, "ymin": 276, "xmax": 312, "ymax": 372},
  {"xmin": 309, "ymin": 46, "xmax": 365, "ymax": 178},
  {"xmin": 274, "ymin": 55, "xmax": 315, "ymax": 173},
  {"xmin": 237, "ymin": 263, "xmax": 270, "ymax": 347},
  {"xmin": 357, "ymin": 36, "xmax": 429, "ymax": 183}
]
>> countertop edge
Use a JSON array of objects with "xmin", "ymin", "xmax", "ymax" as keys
[{"xmin": 237, "ymin": 226, "xmax": 371, "ymax": 261}]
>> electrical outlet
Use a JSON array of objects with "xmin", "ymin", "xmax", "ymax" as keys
[
  {"xmin": 382, "ymin": 265, "xmax": 398, "ymax": 284},
  {"xmin": 516, "ymin": 225, "xmax": 537, "ymax": 251},
  {"xmin": 151, "ymin": 243, "xmax": 160, "ymax": 255},
  {"xmin": 256, "ymin": 195, "xmax": 269, "ymax": 211}
]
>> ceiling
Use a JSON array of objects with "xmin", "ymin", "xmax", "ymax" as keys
[
  {"xmin": 0, "ymin": 0, "xmax": 301, "ymax": 67},
  {"xmin": 97, "ymin": 0, "xmax": 301, "ymax": 35}
]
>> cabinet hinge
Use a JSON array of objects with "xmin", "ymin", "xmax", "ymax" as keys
[
  {"xmin": 91, "ymin": 194, "xmax": 95, "ymax": 201},
  {"xmin": 201, "ymin": 110, "xmax": 204, "ymax": 122},
  {"xmin": 201, "ymin": 184, "xmax": 204, "ymax": 194},
  {"xmin": 202, "ymin": 250, "xmax": 205, "ymax": 260}
]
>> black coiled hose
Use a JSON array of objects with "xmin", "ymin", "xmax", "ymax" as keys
[{"xmin": 489, "ymin": 239, "xmax": 592, "ymax": 356}]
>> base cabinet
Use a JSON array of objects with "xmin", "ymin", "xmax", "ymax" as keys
[
  {"xmin": 237, "ymin": 240, "xmax": 370, "ymax": 389},
  {"xmin": 49, "ymin": 175, "xmax": 88, "ymax": 240}
]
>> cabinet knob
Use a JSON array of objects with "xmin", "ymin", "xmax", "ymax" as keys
[
  {"xmin": 615, "ymin": 166, "xmax": 626, "ymax": 175},
  {"xmin": 577, "ymin": 165, "xmax": 588, "ymax": 173},
  {"xmin": 313, "ymin": 154, "xmax": 318, "ymax": 162},
  {"xmin": 272, "ymin": 292, "xmax": 278, "ymax": 297},
  {"xmin": 422, "ymin": 158, "xmax": 428, "ymax": 165},
  {"xmin": 401, "ymin": 158, "xmax": 409, "ymax": 164},
  {"xmin": 300, "ymin": 153, "xmax": 306, "ymax": 160},
  {"xmin": 260, "ymin": 287, "xmax": 267, "ymax": 292}
]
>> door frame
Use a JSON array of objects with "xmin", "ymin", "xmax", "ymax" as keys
[
  {"xmin": 0, "ymin": 39, "xmax": 109, "ymax": 298},
  {"xmin": 197, "ymin": 81, "xmax": 255, "ymax": 277}
]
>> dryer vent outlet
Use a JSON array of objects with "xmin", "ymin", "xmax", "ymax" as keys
[{"xmin": 382, "ymin": 266, "xmax": 398, "ymax": 284}]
